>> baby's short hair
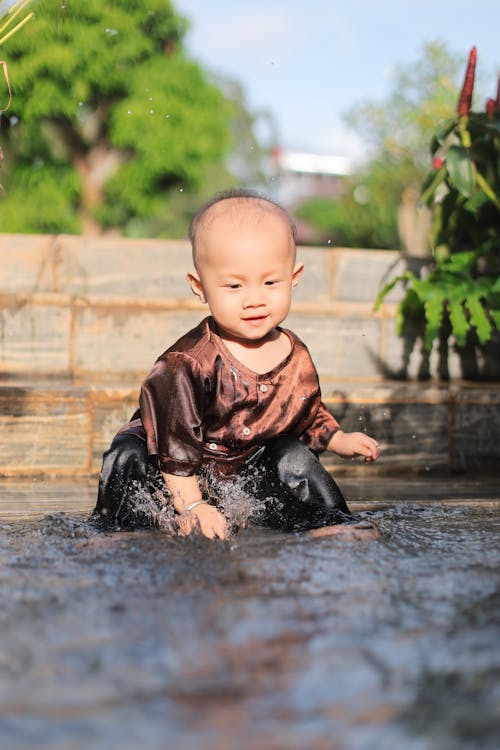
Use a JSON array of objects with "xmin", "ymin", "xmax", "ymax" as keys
[{"xmin": 189, "ymin": 188, "xmax": 297, "ymax": 268}]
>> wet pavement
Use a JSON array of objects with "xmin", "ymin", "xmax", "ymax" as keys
[
  {"xmin": 0, "ymin": 473, "xmax": 499, "ymax": 749},
  {"xmin": 1, "ymin": 472, "xmax": 499, "ymax": 520}
]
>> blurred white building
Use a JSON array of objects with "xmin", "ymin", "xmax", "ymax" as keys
[{"xmin": 270, "ymin": 148, "xmax": 352, "ymax": 206}]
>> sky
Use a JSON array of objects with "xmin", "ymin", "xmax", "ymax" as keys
[{"xmin": 175, "ymin": 0, "xmax": 500, "ymax": 163}]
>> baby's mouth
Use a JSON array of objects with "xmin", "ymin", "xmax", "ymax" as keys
[{"xmin": 242, "ymin": 314, "xmax": 268, "ymax": 326}]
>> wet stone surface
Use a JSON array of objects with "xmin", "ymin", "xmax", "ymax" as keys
[{"xmin": 0, "ymin": 503, "xmax": 499, "ymax": 749}]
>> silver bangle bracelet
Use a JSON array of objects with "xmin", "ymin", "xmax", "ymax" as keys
[{"xmin": 185, "ymin": 499, "xmax": 207, "ymax": 513}]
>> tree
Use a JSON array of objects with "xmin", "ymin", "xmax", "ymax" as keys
[
  {"xmin": 347, "ymin": 40, "xmax": 462, "ymax": 169},
  {"xmin": 296, "ymin": 158, "xmax": 419, "ymax": 249},
  {"xmin": 0, "ymin": 0, "xmax": 233, "ymax": 235},
  {"xmin": 297, "ymin": 41, "xmax": 464, "ymax": 249}
]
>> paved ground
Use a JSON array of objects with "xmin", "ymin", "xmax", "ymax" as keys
[
  {"xmin": 0, "ymin": 472, "xmax": 498, "ymax": 521},
  {"xmin": 0, "ymin": 479, "xmax": 499, "ymax": 750}
]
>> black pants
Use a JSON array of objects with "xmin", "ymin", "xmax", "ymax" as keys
[{"xmin": 94, "ymin": 434, "xmax": 351, "ymax": 532}]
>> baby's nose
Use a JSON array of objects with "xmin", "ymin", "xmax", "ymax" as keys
[{"xmin": 242, "ymin": 286, "xmax": 265, "ymax": 307}]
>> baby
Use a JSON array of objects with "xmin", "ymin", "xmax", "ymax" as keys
[{"xmin": 94, "ymin": 190, "xmax": 380, "ymax": 539}]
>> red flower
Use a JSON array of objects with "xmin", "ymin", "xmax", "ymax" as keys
[
  {"xmin": 457, "ymin": 46, "xmax": 477, "ymax": 116},
  {"xmin": 433, "ymin": 156, "xmax": 444, "ymax": 170},
  {"xmin": 486, "ymin": 98, "xmax": 496, "ymax": 118}
]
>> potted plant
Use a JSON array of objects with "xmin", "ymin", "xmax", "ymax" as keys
[{"xmin": 375, "ymin": 47, "xmax": 500, "ymax": 378}]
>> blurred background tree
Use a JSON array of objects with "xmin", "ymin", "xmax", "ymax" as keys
[
  {"xmin": 0, "ymin": 0, "xmax": 270, "ymax": 236},
  {"xmin": 296, "ymin": 41, "xmax": 464, "ymax": 249}
]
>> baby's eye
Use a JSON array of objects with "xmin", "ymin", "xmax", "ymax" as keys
[
  {"xmin": 265, "ymin": 280, "xmax": 279, "ymax": 286},
  {"xmin": 226, "ymin": 283, "xmax": 241, "ymax": 289}
]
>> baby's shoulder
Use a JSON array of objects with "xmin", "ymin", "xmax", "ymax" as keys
[
  {"xmin": 281, "ymin": 327, "xmax": 311, "ymax": 357},
  {"xmin": 153, "ymin": 320, "xmax": 220, "ymax": 379}
]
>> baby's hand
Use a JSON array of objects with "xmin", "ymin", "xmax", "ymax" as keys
[
  {"xmin": 328, "ymin": 430, "xmax": 380, "ymax": 463},
  {"xmin": 178, "ymin": 502, "xmax": 229, "ymax": 540}
]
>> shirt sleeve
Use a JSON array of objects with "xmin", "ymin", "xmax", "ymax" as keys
[
  {"xmin": 139, "ymin": 352, "xmax": 208, "ymax": 476},
  {"xmin": 300, "ymin": 400, "xmax": 340, "ymax": 454}
]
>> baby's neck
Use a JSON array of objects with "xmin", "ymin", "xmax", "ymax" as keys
[{"xmin": 220, "ymin": 329, "xmax": 292, "ymax": 374}]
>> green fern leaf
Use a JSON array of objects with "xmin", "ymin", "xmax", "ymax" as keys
[
  {"xmin": 374, "ymin": 272, "xmax": 414, "ymax": 311},
  {"xmin": 490, "ymin": 310, "xmax": 500, "ymax": 331},
  {"xmin": 447, "ymin": 298, "xmax": 469, "ymax": 346},
  {"xmin": 374, "ymin": 277, "xmax": 402, "ymax": 311},
  {"xmin": 466, "ymin": 296, "xmax": 492, "ymax": 344},
  {"xmin": 395, "ymin": 288, "xmax": 423, "ymax": 335},
  {"xmin": 491, "ymin": 276, "xmax": 500, "ymax": 294},
  {"xmin": 423, "ymin": 293, "xmax": 445, "ymax": 350},
  {"xmin": 446, "ymin": 250, "xmax": 477, "ymax": 274}
]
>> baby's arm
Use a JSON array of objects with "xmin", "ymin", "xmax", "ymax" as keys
[
  {"xmin": 162, "ymin": 472, "xmax": 229, "ymax": 540},
  {"xmin": 327, "ymin": 430, "xmax": 380, "ymax": 463}
]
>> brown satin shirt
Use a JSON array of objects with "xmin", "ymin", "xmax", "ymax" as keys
[{"xmin": 120, "ymin": 316, "xmax": 340, "ymax": 476}]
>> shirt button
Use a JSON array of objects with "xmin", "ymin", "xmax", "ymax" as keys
[
  {"xmin": 209, "ymin": 442, "xmax": 217, "ymax": 450},
  {"xmin": 259, "ymin": 384, "xmax": 268, "ymax": 392},
  {"xmin": 243, "ymin": 427, "xmax": 251, "ymax": 436}
]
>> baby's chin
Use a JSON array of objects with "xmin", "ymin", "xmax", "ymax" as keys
[{"xmin": 215, "ymin": 320, "xmax": 280, "ymax": 345}]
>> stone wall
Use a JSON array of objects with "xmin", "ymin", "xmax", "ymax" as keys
[
  {"xmin": 0, "ymin": 233, "xmax": 431, "ymax": 381},
  {"xmin": 1, "ymin": 233, "xmax": 499, "ymax": 477}
]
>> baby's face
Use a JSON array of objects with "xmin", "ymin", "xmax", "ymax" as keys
[{"xmin": 189, "ymin": 206, "xmax": 302, "ymax": 345}]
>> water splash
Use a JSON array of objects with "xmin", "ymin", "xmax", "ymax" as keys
[{"xmin": 112, "ymin": 465, "xmax": 278, "ymax": 538}]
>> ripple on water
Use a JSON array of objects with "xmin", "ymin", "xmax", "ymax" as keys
[{"xmin": 0, "ymin": 501, "xmax": 498, "ymax": 750}]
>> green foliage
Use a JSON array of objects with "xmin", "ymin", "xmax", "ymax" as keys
[
  {"xmin": 347, "ymin": 40, "xmax": 461, "ymax": 169},
  {"xmin": 296, "ymin": 158, "xmax": 419, "ymax": 249},
  {"xmin": 0, "ymin": 0, "xmax": 234, "ymax": 234},
  {"xmin": 0, "ymin": 160, "xmax": 81, "ymax": 231},
  {"xmin": 375, "ymin": 50, "xmax": 500, "ymax": 352},
  {"xmin": 296, "ymin": 41, "xmax": 463, "ymax": 249}
]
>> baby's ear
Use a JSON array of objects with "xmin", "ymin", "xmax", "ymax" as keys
[
  {"xmin": 187, "ymin": 271, "xmax": 207, "ymax": 304},
  {"xmin": 291, "ymin": 262, "xmax": 304, "ymax": 288}
]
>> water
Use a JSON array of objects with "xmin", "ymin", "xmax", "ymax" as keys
[{"xmin": 0, "ymin": 502, "xmax": 499, "ymax": 749}]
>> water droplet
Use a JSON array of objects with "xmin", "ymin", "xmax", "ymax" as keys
[
  {"xmin": 127, "ymin": 109, "xmax": 132, "ymax": 115},
  {"xmin": 179, "ymin": 188, "xmax": 184, "ymax": 192},
  {"xmin": 165, "ymin": 114, "xmax": 170, "ymax": 118}
]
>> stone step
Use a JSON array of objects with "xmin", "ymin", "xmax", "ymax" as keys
[
  {"xmin": 1, "ymin": 379, "xmax": 499, "ymax": 478},
  {"xmin": 2, "ymin": 291, "xmax": 500, "ymax": 382},
  {"xmin": 0, "ymin": 233, "xmax": 406, "ymax": 379},
  {"xmin": 3, "ymin": 233, "xmax": 499, "ymax": 381},
  {"xmin": 0, "ymin": 292, "xmax": 398, "ymax": 380},
  {"xmin": 0, "ymin": 233, "xmax": 409, "ymax": 304},
  {"xmin": 0, "ymin": 233, "xmax": 406, "ymax": 380}
]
